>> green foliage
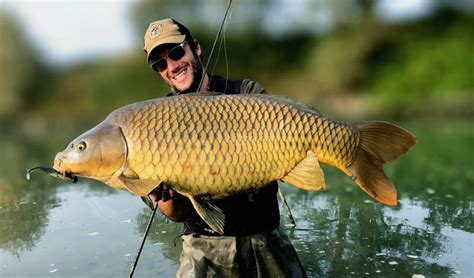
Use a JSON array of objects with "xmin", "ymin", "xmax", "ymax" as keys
[
  {"xmin": 308, "ymin": 19, "xmax": 392, "ymax": 92},
  {"xmin": 0, "ymin": 11, "xmax": 50, "ymax": 117},
  {"xmin": 41, "ymin": 53, "xmax": 168, "ymax": 123},
  {"xmin": 368, "ymin": 10, "xmax": 474, "ymax": 113}
]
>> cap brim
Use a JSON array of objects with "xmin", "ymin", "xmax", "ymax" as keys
[{"xmin": 146, "ymin": 34, "xmax": 186, "ymax": 60}]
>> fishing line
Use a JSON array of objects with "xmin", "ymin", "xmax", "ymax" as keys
[
  {"xmin": 209, "ymin": 6, "xmax": 232, "ymax": 76},
  {"xmin": 208, "ymin": 29, "xmax": 225, "ymax": 81},
  {"xmin": 209, "ymin": 11, "xmax": 231, "ymax": 94},
  {"xmin": 85, "ymin": 198, "xmax": 117, "ymax": 224},
  {"xmin": 223, "ymin": 22, "xmax": 230, "ymax": 94},
  {"xmin": 197, "ymin": 0, "xmax": 233, "ymax": 92}
]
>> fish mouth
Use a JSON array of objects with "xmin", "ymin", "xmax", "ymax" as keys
[
  {"xmin": 53, "ymin": 152, "xmax": 67, "ymax": 172},
  {"xmin": 52, "ymin": 153, "xmax": 78, "ymax": 182}
]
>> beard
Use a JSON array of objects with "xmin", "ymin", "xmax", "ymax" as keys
[{"xmin": 171, "ymin": 55, "xmax": 205, "ymax": 94}]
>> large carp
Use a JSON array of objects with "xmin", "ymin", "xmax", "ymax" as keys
[{"xmin": 52, "ymin": 93, "xmax": 416, "ymax": 233}]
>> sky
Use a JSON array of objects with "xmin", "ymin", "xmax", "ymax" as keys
[
  {"xmin": 1, "ymin": 0, "xmax": 138, "ymax": 66},
  {"xmin": 1, "ymin": 0, "xmax": 435, "ymax": 67}
]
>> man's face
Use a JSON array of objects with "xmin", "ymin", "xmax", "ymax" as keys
[{"xmin": 154, "ymin": 41, "xmax": 203, "ymax": 93}]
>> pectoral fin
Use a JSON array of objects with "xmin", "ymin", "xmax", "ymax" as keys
[
  {"xmin": 188, "ymin": 196, "xmax": 225, "ymax": 234},
  {"xmin": 122, "ymin": 168, "xmax": 140, "ymax": 179},
  {"xmin": 282, "ymin": 151, "xmax": 326, "ymax": 191},
  {"xmin": 117, "ymin": 171, "xmax": 161, "ymax": 197},
  {"xmin": 141, "ymin": 196, "xmax": 155, "ymax": 210}
]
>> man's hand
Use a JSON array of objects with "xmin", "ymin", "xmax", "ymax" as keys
[
  {"xmin": 148, "ymin": 183, "xmax": 179, "ymax": 202},
  {"xmin": 148, "ymin": 183, "xmax": 191, "ymax": 222}
]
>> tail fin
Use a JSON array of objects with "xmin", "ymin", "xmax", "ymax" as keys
[{"xmin": 345, "ymin": 121, "xmax": 416, "ymax": 205}]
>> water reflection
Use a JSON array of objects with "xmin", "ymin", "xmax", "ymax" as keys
[
  {"xmin": 0, "ymin": 180, "xmax": 56, "ymax": 257},
  {"xmin": 0, "ymin": 121, "xmax": 472, "ymax": 277},
  {"xmin": 284, "ymin": 190, "xmax": 458, "ymax": 277},
  {"xmin": 0, "ymin": 133, "xmax": 61, "ymax": 257}
]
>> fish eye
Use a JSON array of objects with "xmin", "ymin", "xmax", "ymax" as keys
[{"xmin": 76, "ymin": 141, "xmax": 87, "ymax": 152}]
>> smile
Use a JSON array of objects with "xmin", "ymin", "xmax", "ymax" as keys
[{"xmin": 172, "ymin": 68, "xmax": 188, "ymax": 81}]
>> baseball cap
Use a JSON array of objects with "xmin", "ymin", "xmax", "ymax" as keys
[{"xmin": 143, "ymin": 18, "xmax": 191, "ymax": 62}]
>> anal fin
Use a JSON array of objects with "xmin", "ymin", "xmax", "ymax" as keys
[
  {"xmin": 282, "ymin": 151, "xmax": 326, "ymax": 191},
  {"xmin": 188, "ymin": 196, "xmax": 225, "ymax": 234}
]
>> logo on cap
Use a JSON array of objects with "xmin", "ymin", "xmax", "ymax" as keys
[{"xmin": 149, "ymin": 24, "xmax": 162, "ymax": 38}]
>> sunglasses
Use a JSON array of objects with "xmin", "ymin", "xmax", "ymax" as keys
[{"xmin": 149, "ymin": 41, "xmax": 188, "ymax": 71}]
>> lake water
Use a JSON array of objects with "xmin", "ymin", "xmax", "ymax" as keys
[{"xmin": 0, "ymin": 120, "xmax": 472, "ymax": 277}]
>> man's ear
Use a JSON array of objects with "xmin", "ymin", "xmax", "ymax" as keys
[{"xmin": 194, "ymin": 39, "xmax": 202, "ymax": 56}]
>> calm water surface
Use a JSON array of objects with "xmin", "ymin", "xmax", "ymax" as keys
[{"xmin": 0, "ymin": 120, "xmax": 472, "ymax": 277}]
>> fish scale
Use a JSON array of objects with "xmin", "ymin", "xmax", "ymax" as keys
[
  {"xmin": 109, "ymin": 94, "xmax": 349, "ymax": 197},
  {"xmin": 54, "ymin": 93, "xmax": 416, "ymax": 233}
]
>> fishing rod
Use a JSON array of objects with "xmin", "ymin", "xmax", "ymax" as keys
[
  {"xmin": 197, "ymin": 0, "xmax": 233, "ymax": 92},
  {"xmin": 128, "ymin": 202, "xmax": 159, "ymax": 278}
]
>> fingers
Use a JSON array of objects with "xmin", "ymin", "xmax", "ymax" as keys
[
  {"xmin": 148, "ymin": 191, "xmax": 159, "ymax": 203},
  {"xmin": 148, "ymin": 183, "xmax": 163, "ymax": 202},
  {"xmin": 161, "ymin": 183, "xmax": 171, "ymax": 201},
  {"xmin": 169, "ymin": 189, "xmax": 178, "ymax": 199},
  {"xmin": 148, "ymin": 183, "xmax": 180, "ymax": 202}
]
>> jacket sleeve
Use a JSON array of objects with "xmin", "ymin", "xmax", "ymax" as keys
[{"xmin": 240, "ymin": 79, "xmax": 267, "ymax": 95}]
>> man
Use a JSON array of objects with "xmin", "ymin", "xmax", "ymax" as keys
[{"xmin": 143, "ymin": 18, "xmax": 306, "ymax": 277}]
